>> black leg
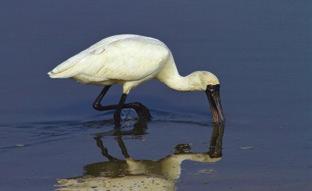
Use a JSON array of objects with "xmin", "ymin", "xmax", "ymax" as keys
[
  {"xmin": 127, "ymin": 102, "xmax": 152, "ymax": 120},
  {"xmin": 132, "ymin": 111, "xmax": 149, "ymax": 135},
  {"xmin": 93, "ymin": 86, "xmax": 115, "ymax": 111},
  {"xmin": 116, "ymin": 135, "xmax": 130, "ymax": 158},
  {"xmin": 94, "ymin": 136, "xmax": 118, "ymax": 161},
  {"xmin": 114, "ymin": 93, "xmax": 128, "ymax": 128},
  {"xmin": 92, "ymin": 87, "xmax": 152, "ymax": 126}
]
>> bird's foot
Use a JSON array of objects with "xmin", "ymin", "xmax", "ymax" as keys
[{"xmin": 128, "ymin": 102, "xmax": 152, "ymax": 121}]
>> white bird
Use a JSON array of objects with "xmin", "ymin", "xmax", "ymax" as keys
[
  {"xmin": 56, "ymin": 133, "xmax": 223, "ymax": 191},
  {"xmin": 56, "ymin": 152, "xmax": 220, "ymax": 191},
  {"xmin": 48, "ymin": 34, "xmax": 224, "ymax": 126}
]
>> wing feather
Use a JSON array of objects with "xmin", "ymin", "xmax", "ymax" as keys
[
  {"xmin": 94, "ymin": 38, "xmax": 169, "ymax": 81},
  {"xmin": 48, "ymin": 35, "xmax": 170, "ymax": 83}
]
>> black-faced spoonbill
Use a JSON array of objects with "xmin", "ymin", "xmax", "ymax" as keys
[
  {"xmin": 48, "ymin": 34, "xmax": 224, "ymax": 126},
  {"xmin": 56, "ymin": 122, "xmax": 224, "ymax": 191}
]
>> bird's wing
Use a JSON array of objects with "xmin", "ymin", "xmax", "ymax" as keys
[
  {"xmin": 48, "ymin": 34, "xmax": 140, "ymax": 78},
  {"xmin": 83, "ymin": 38, "xmax": 170, "ymax": 81},
  {"xmin": 48, "ymin": 35, "xmax": 170, "ymax": 82}
]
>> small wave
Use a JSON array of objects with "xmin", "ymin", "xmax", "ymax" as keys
[
  {"xmin": 0, "ymin": 109, "xmax": 211, "ymax": 153},
  {"xmin": 150, "ymin": 109, "xmax": 210, "ymax": 126}
]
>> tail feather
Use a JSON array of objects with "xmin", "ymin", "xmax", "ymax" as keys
[
  {"xmin": 48, "ymin": 58, "xmax": 81, "ymax": 78},
  {"xmin": 48, "ymin": 69, "xmax": 75, "ymax": 78}
]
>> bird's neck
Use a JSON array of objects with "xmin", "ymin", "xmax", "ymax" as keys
[
  {"xmin": 158, "ymin": 68, "xmax": 201, "ymax": 91},
  {"xmin": 157, "ymin": 53, "xmax": 202, "ymax": 91},
  {"xmin": 161, "ymin": 75, "xmax": 192, "ymax": 91}
]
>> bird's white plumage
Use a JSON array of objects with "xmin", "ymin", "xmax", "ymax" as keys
[
  {"xmin": 56, "ymin": 152, "xmax": 220, "ymax": 191},
  {"xmin": 48, "ymin": 34, "xmax": 219, "ymax": 94}
]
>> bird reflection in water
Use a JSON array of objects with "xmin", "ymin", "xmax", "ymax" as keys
[{"xmin": 56, "ymin": 110, "xmax": 224, "ymax": 191}]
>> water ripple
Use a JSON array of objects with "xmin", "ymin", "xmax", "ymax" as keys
[{"xmin": 0, "ymin": 109, "xmax": 210, "ymax": 153}]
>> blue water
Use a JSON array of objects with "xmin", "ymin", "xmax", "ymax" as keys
[{"xmin": 0, "ymin": 0, "xmax": 311, "ymax": 190}]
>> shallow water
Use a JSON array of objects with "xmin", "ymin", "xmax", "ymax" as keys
[
  {"xmin": 1, "ymin": 111, "xmax": 223, "ymax": 191},
  {"xmin": 0, "ymin": 0, "xmax": 311, "ymax": 191},
  {"xmin": 1, "ymin": 109, "xmax": 310, "ymax": 190}
]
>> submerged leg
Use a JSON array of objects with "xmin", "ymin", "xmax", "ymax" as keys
[
  {"xmin": 92, "ymin": 87, "xmax": 151, "ymax": 127},
  {"xmin": 116, "ymin": 135, "xmax": 130, "ymax": 158},
  {"xmin": 114, "ymin": 93, "xmax": 128, "ymax": 127},
  {"xmin": 94, "ymin": 136, "xmax": 118, "ymax": 161},
  {"xmin": 127, "ymin": 102, "xmax": 152, "ymax": 120}
]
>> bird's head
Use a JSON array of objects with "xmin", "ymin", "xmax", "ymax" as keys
[{"xmin": 190, "ymin": 71, "xmax": 225, "ymax": 124}]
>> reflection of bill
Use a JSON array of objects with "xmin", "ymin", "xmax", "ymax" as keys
[{"xmin": 56, "ymin": 116, "xmax": 224, "ymax": 191}]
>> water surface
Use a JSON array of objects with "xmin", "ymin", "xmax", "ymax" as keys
[{"xmin": 0, "ymin": 0, "xmax": 311, "ymax": 190}]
